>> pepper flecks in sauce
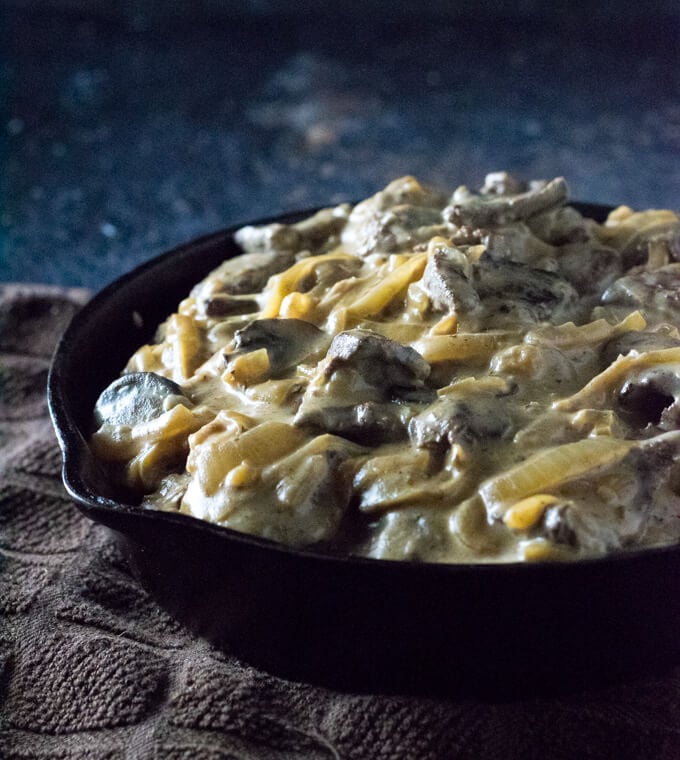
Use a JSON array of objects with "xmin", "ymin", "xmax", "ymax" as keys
[{"xmin": 91, "ymin": 173, "xmax": 680, "ymax": 562}]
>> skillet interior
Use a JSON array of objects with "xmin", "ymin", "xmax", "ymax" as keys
[{"xmin": 48, "ymin": 204, "xmax": 680, "ymax": 696}]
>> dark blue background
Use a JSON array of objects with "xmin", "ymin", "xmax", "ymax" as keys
[{"xmin": 1, "ymin": 1, "xmax": 678, "ymax": 289}]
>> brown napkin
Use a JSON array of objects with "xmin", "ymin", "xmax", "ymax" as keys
[{"xmin": 1, "ymin": 283, "xmax": 680, "ymax": 760}]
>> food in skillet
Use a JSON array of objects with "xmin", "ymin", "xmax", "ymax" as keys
[{"xmin": 91, "ymin": 173, "xmax": 680, "ymax": 562}]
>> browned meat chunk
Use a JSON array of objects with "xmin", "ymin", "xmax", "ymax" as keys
[
  {"xmin": 557, "ymin": 245, "xmax": 621, "ymax": 296},
  {"xmin": 202, "ymin": 294, "xmax": 259, "ymax": 318},
  {"xmin": 445, "ymin": 177, "xmax": 568, "ymax": 227},
  {"xmin": 193, "ymin": 250, "xmax": 295, "ymax": 297},
  {"xmin": 409, "ymin": 392, "xmax": 514, "ymax": 449},
  {"xmin": 602, "ymin": 331, "xmax": 680, "ymax": 367},
  {"xmin": 474, "ymin": 259, "xmax": 581, "ymax": 324},
  {"xmin": 296, "ymin": 401, "xmax": 409, "ymax": 444},
  {"xmin": 324, "ymin": 328, "xmax": 431, "ymax": 396},
  {"xmin": 294, "ymin": 329, "xmax": 433, "ymax": 444},
  {"xmin": 601, "ymin": 264, "xmax": 680, "ymax": 321},
  {"xmin": 420, "ymin": 245, "xmax": 480, "ymax": 314},
  {"xmin": 341, "ymin": 177, "xmax": 450, "ymax": 256},
  {"xmin": 618, "ymin": 367, "xmax": 680, "ymax": 432},
  {"xmin": 235, "ymin": 205, "xmax": 351, "ymax": 257}
]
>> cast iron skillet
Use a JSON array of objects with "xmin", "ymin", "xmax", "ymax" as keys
[{"xmin": 48, "ymin": 204, "xmax": 680, "ymax": 697}]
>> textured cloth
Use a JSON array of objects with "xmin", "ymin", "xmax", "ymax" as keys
[{"xmin": 1, "ymin": 283, "xmax": 680, "ymax": 760}]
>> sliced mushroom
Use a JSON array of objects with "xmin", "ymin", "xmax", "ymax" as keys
[
  {"xmin": 228, "ymin": 318, "xmax": 330, "ymax": 376},
  {"xmin": 94, "ymin": 372, "xmax": 187, "ymax": 427}
]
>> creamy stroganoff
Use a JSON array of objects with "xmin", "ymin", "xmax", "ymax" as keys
[{"xmin": 91, "ymin": 173, "xmax": 680, "ymax": 562}]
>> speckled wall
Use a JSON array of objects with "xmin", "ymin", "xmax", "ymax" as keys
[{"xmin": 1, "ymin": 2, "xmax": 678, "ymax": 288}]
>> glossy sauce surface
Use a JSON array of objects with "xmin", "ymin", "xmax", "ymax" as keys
[{"xmin": 91, "ymin": 174, "xmax": 680, "ymax": 562}]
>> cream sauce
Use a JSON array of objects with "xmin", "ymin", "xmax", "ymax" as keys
[{"xmin": 91, "ymin": 174, "xmax": 680, "ymax": 562}]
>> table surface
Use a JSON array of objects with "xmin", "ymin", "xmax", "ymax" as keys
[
  {"xmin": 0, "ymin": 4, "xmax": 678, "ymax": 290},
  {"xmin": 3, "ymin": 281, "xmax": 680, "ymax": 759}
]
